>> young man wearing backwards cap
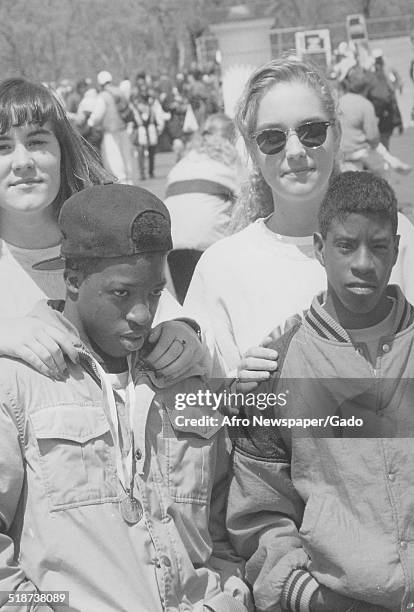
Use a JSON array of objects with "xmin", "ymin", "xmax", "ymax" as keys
[{"xmin": 0, "ymin": 184, "xmax": 252, "ymax": 612}]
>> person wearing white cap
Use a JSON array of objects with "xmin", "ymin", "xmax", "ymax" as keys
[
  {"xmin": 97, "ymin": 70, "xmax": 113, "ymax": 87},
  {"xmin": 87, "ymin": 70, "xmax": 135, "ymax": 184}
]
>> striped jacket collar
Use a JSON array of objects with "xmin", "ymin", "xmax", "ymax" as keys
[{"xmin": 304, "ymin": 285, "xmax": 414, "ymax": 343}]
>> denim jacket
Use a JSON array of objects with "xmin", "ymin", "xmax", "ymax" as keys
[{"xmin": 0, "ymin": 301, "xmax": 251, "ymax": 612}]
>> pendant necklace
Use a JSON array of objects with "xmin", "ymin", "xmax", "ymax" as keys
[
  {"xmin": 92, "ymin": 356, "xmax": 144, "ymax": 525},
  {"xmin": 120, "ymin": 431, "xmax": 143, "ymax": 525}
]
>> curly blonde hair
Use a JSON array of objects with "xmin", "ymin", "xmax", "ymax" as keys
[
  {"xmin": 185, "ymin": 113, "xmax": 240, "ymax": 168},
  {"xmin": 230, "ymin": 56, "xmax": 340, "ymax": 232}
]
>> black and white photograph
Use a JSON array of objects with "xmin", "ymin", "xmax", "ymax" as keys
[{"xmin": 1, "ymin": 1, "xmax": 414, "ymax": 610}]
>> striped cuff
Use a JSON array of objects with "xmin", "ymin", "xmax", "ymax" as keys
[{"xmin": 280, "ymin": 569, "xmax": 320, "ymax": 612}]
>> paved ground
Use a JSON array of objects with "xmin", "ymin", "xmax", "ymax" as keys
[
  {"xmin": 141, "ymin": 151, "xmax": 176, "ymax": 200},
  {"xmin": 143, "ymin": 127, "xmax": 414, "ymax": 223}
]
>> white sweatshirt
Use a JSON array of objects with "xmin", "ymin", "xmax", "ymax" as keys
[{"xmin": 184, "ymin": 213, "xmax": 414, "ymax": 373}]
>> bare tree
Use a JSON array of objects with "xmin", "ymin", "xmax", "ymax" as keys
[
  {"xmin": 361, "ymin": 0, "xmax": 372, "ymax": 18},
  {"xmin": 0, "ymin": 0, "xmax": 410, "ymax": 81}
]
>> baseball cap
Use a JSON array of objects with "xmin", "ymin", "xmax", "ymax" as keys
[
  {"xmin": 97, "ymin": 70, "xmax": 113, "ymax": 86},
  {"xmin": 33, "ymin": 184, "xmax": 172, "ymax": 271}
]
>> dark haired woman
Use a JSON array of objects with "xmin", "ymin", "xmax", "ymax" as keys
[{"xmin": 0, "ymin": 78, "xmax": 204, "ymax": 378}]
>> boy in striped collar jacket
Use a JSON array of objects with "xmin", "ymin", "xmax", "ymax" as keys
[{"xmin": 227, "ymin": 172, "xmax": 414, "ymax": 612}]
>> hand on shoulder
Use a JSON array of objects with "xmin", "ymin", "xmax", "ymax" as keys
[{"xmin": 0, "ymin": 317, "xmax": 81, "ymax": 379}]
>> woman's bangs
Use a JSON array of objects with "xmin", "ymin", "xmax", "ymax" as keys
[{"xmin": 0, "ymin": 85, "xmax": 61, "ymax": 134}]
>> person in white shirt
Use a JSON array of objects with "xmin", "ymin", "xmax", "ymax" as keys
[
  {"xmin": 184, "ymin": 56, "xmax": 414, "ymax": 383},
  {"xmin": 165, "ymin": 113, "xmax": 245, "ymax": 303},
  {"xmin": 88, "ymin": 70, "xmax": 134, "ymax": 184}
]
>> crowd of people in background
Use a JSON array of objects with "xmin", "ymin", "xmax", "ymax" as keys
[
  {"xmin": 44, "ymin": 43, "xmax": 414, "ymax": 303},
  {"xmin": 330, "ymin": 44, "xmax": 413, "ymax": 178},
  {"xmin": 1, "ymin": 37, "xmax": 414, "ymax": 611},
  {"xmin": 55, "ymin": 63, "xmax": 223, "ymax": 183}
]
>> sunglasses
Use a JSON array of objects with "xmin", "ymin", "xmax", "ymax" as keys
[{"xmin": 254, "ymin": 121, "xmax": 332, "ymax": 155}]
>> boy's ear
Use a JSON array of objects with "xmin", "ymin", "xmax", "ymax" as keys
[
  {"xmin": 64, "ymin": 268, "xmax": 84, "ymax": 295},
  {"xmin": 313, "ymin": 232, "xmax": 325, "ymax": 267},
  {"xmin": 332, "ymin": 120, "xmax": 342, "ymax": 154},
  {"xmin": 393, "ymin": 234, "xmax": 400, "ymax": 265}
]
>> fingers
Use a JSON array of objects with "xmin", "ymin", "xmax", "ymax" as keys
[
  {"xmin": 9, "ymin": 319, "xmax": 81, "ymax": 379},
  {"xmin": 144, "ymin": 321, "xmax": 203, "ymax": 377},
  {"xmin": 236, "ymin": 360, "xmax": 276, "ymax": 393},
  {"xmin": 236, "ymin": 381, "xmax": 261, "ymax": 393},
  {"xmin": 147, "ymin": 324, "xmax": 162, "ymax": 346},
  {"xmin": 146, "ymin": 337, "xmax": 186, "ymax": 371},
  {"xmin": 261, "ymin": 314, "xmax": 302, "ymax": 345},
  {"xmin": 243, "ymin": 346, "xmax": 278, "ymax": 362},
  {"xmin": 38, "ymin": 330, "xmax": 74, "ymax": 373},
  {"xmin": 153, "ymin": 358, "xmax": 191, "ymax": 381},
  {"xmin": 47, "ymin": 328, "xmax": 81, "ymax": 366},
  {"xmin": 236, "ymin": 369, "xmax": 273, "ymax": 395},
  {"xmin": 238, "ymin": 347, "xmax": 278, "ymax": 379},
  {"xmin": 142, "ymin": 324, "xmax": 170, "ymax": 365},
  {"xmin": 261, "ymin": 326, "xmax": 282, "ymax": 345},
  {"xmin": 12, "ymin": 346, "xmax": 61, "ymax": 380},
  {"xmin": 36, "ymin": 325, "xmax": 81, "ymax": 371},
  {"xmin": 284, "ymin": 313, "xmax": 302, "ymax": 332},
  {"xmin": 238, "ymin": 366, "xmax": 274, "ymax": 381},
  {"xmin": 234, "ymin": 344, "xmax": 279, "ymax": 393},
  {"xmin": 239, "ymin": 359, "xmax": 278, "ymax": 378}
]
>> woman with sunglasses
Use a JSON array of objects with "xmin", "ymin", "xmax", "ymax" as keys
[
  {"xmin": 184, "ymin": 56, "xmax": 414, "ymax": 378},
  {"xmin": 0, "ymin": 78, "xmax": 204, "ymax": 379}
]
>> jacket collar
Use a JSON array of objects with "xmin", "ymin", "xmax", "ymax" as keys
[{"xmin": 304, "ymin": 285, "xmax": 414, "ymax": 343}]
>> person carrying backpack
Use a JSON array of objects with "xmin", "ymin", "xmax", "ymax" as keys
[
  {"xmin": 366, "ymin": 51, "xmax": 403, "ymax": 150},
  {"xmin": 129, "ymin": 87, "xmax": 161, "ymax": 180},
  {"xmin": 87, "ymin": 71, "xmax": 135, "ymax": 183}
]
